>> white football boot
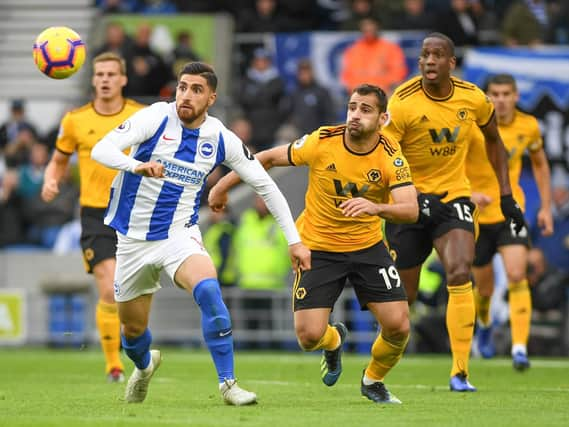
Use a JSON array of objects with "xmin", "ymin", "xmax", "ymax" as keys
[
  {"xmin": 125, "ymin": 349, "xmax": 162, "ymax": 403},
  {"xmin": 220, "ymin": 379, "xmax": 257, "ymax": 406}
]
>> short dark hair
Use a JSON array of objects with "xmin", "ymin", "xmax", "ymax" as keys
[
  {"xmin": 424, "ymin": 32, "xmax": 455, "ymax": 56},
  {"xmin": 485, "ymin": 73, "xmax": 517, "ymax": 92},
  {"xmin": 178, "ymin": 62, "xmax": 217, "ymax": 91},
  {"xmin": 352, "ymin": 84, "xmax": 387, "ymax": 112}
]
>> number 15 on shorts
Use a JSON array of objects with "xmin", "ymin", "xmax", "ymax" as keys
[{"xmin": 379, "ymin": 266, "xmax": 401, "ymax": 290}]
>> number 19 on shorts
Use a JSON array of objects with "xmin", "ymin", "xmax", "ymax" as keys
[{"xmin": 379, "ymin": 266, "xmax": 401, "ymax": 290}]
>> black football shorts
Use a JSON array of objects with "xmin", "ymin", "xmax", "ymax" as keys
[{"xmin": 292, "ymin": 241, "xmax": 407, "ymax": 311}]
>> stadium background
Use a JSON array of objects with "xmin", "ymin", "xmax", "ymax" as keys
[{"xmin": 0, "ymin": 0, "xmax": 568, "ymax": 357}]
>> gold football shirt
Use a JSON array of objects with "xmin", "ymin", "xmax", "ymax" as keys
[
  {"xmin": 466, "ymin": 110, "xmax": 542, "ymax": 223},
  {"xmin": 56, "ymin": 99, "xmax": 144, "ymax": 208},
  {"xmin": 289, "ymin": 125, "xmax": 413, "ymax": 252},
  {"xmin": 383, "ymin": 76, "xmax": 494, "ymax": 202}
]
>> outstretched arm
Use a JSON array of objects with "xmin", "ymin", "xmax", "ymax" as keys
[
  {"xmin": 41, "ymin": 150, "xmax": 70, "ymax": 202},
  {"xmin": 91, "ymin": 137, "xmax": 164, "ymax": 178},
  {"xmin": 480, "ymin": 115, "xmax": 512, "ymax": 196},
  {"xmin": 529, "ymin": 148, "xmax": 553, "ymax": 236},
  {"xmin": 480, "ymin": 116, "xmax": 525, "ymax": 232},
  {"xmin": 340, "ymin": 184, "xmax": 418, "ymax": 223},
  {"xmin": 221, "ymin": 141, "xmax": 310, "ymax": 270},
  {"xmin": 208, "ymin": 144, "xmax": 292, "ymax": 212}
]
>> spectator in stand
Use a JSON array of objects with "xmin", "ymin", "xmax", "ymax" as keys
[
  {"xmin": 0, "ymin": 99, "xmax": 38, "ymax": 167},
  {"xmin": 170, "ymin": 30, "xmax": 201, "ymax": 82},
  {"xmin": 139, "ymin": 0, "xmax": 177, "ymax": 14},
  {"xmin": 434, "ymin": 0, "xmax": 479, "ymax": 51},
  {"xmin": 172, "ymin": 31, "xmax": 201, "ymax": 65},
  {"xmin": 8, "ymin": 142, "xmax": 78, "ymax": 248},
  {"xmin": 25, "ymin": 146, "xmax": 79, "ymax": 248},
  {"xmin": 203, "ymin": 209, "xmax": 237, "ymax": 288},
  {"xmin": 284, "ymin": 59, "xmax": 337, "ymax": 139},
  {"xmin": 161, "ymin": 30, "xmax": 202, "ymax": 99},
  {"xmin": 531, "ymin": 168, "xmax": 569, "ymax": 274},
  {"xmin": 236, "ymin": 0, "xmax": 292, "ymax": 33},
  {"xmin": 3, "ymin": 128, "xmax": 37, "ymax": 169},
  {"xmin": 229, "ymin": 117, "xmax": 254, "ymax": 153},
  {"xmin": 390, "ymin": 0, "xmax": 435, "ymax": 31},
  {"xmin": 340, "ymin": 17, "xmax": 408, "ymax": 96},
  {"xmin": 98, "ymin": 0, "xmax": 138, "ymax": 14},
  {"xmin": 280, "ymin": 0, "xmax": 319, "ymax": 31},
  {"xmin": 125, "ymin": 22, "xmax": 170, "ymax": 98},
  {"xmin": 237, "ymin": 48, "xmax": 287, "ymax": 152},
  {"xmin": 527, "ymin": 247, "xmax": 569, "ymax": 312},
  {"xmin": 234, "ymin": 195, "xmax": 291, "ymax": 349},
  {"xmin": 0, "ymin": 166, "xmax": 25, "ymax": 247},
  {"xmin": 549, "ymin": 1, "xmax": 569, "ymax": 44},
  {"xmin": 95, "ymin": 22, "xmax": 133, "ymax": 61},
  {"xmin": 502, "ymin": 0, "xmax": 555, "ymax": 46},
  {"xmin": 340, "ymin": 0, "xmax": 380, "ymax": 31}
]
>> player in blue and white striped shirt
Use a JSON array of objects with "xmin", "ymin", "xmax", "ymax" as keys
[{"xmin": 92, "ymin": 62, "xmax": 311, "ymax": 406}]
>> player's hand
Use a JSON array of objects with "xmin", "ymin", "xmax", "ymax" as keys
[
  {"xmin": 41, "ymin": 178, "xmax": 59, "ymax": 202},
  {"xmin": 500, "ymin": 194, "xmax": 526, "ymax": 234},
  {"xmin": 134, "ymin": 161, "xmax": 164, "ymax": 178},
  {"xmin": 417, "ymin": 192, "xmax": 454, "ymax": 225},
  {"xmin": 471, "ymin": 192, "xmax": 492, "ymax": 209},
  {"xmin": 208, "ymin": 185, "xmax": 228, "ymax": 213},
  {"xmin": 340, "ymin": 197, "xmax": 379, "ymax": 217},
  {"xmin": 289, "ymin": 242, "xmax": 311, "ymax": 271},
  {"xmin": 537, "ymin": 207, "xmax": 554, "ymax": 236}
]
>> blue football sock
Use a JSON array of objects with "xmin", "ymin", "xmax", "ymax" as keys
[
  {"xmin": 121, "ymin": 328, "xmax": 152, "ymax": 370},
  {"xmin": 193, "ymin": 278, "xmax": 234, "ymax": 383}
]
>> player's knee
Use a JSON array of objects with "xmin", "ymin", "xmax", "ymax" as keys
[
  {"xmin": 506, "ymin": 269, "xmax": 526, "ymax": 284},
  {"xmin": 383, "ymin": 314, "xmax": 410, "ymax": 340},
  {"xmin": 295, "ymin": 326, "xmax": 322, "ymax": 351},
  {"xmin": 445, "ymin": 262, "xmax": 471, "ymax": 285},
  {"xmin": 122, "ymin": 323, "xmax": 147, "ymax": 339}
]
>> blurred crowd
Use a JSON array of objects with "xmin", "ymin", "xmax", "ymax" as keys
[
  {"xmin": 94, "ymin": 0, "xmax": 569, "ymax": 45},
  {"xmin": 1, "ymin": 0, "xmax": 569, "ymax": 261}
]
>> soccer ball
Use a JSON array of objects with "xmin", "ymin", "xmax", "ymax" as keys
[{"xmin": 33, "ymin": 26, "xmax": 86, "ymax": 79}]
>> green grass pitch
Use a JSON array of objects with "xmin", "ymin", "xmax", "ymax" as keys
[{"xmin": 0, "ymin": 348, "xmax": 567, "ymax": 427}]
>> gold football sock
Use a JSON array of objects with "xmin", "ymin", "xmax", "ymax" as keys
[
  {"xmin": 508, "ymin": 279, "xmax": 531, "ymax": 348},
  {"xmin": 473, "ymin": 287, "xmax": 491, "ymax": 327},
  {"xmin": 96, "ymin": 300, "xmax": 123, "ymax": 373},
  {"xmin": 447, "ymin": 282, "xmax": 475, "ymax": 377},
  {"xmin": 365, "ymin": 333, "xmax": 409, "ymax": 382},
  {"xmin": 303, "ymin": 324, "xmax": 340, "ymax": 351}
]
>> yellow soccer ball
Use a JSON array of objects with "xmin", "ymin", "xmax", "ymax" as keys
[{"xmin": 33, "ymin": 26, "xmax": 86, "ymax": 79}]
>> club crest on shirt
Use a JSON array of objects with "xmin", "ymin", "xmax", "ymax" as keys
[
  {"xmin": 198, "ymin": 140, "xmax": 216, "ymax": 158},
  {"xmin": 367, "ymin": 169, "xmax": 382, "ymax": 183},
  {"xmin": 114, "ymin": 120, "xmax": 131, "ymax": 133},
  {"xmin": 457, "ymin": 109, "xmax": 468, "ymax": 121}
]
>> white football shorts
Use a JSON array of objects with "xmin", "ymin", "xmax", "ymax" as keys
[{"xmin": 114, "ymin": 224, "xmax": 209, "ymax": 302}]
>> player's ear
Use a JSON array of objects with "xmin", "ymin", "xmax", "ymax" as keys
[
  {"xmin": 378, "ymin": 111, "xmax": 389, "ymax": 126},
  {"xmin": 208, "ymin": 91, "xmax": 217, "ymax": 107},
  {"xmin": 120, "ymin": 74, "xmax": 128, "ymax": 89},
  {"xmin": 449, "ymin": 56, "xmax": 456, "ymax": 71}
]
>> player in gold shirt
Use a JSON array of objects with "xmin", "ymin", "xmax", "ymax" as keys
[
  {"xmin": 41, "ymin": 52, "xmax": 144, "ymax": 382},
  {"xmin": 382, "ymin": 33, "xmax": 525, "ymax": 392},
  {"xmin": 466, "ymin": 74, "xmax": 553, "ymax": 370},
  {"xmin": 209, "ymin": 84, "xmax": 418, "ymax": 404}
]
